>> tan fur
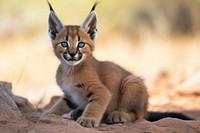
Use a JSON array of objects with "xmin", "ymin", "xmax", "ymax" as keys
[
  {"xmin": 41, "ymin": 3, "xmax": 149, "ymax": 128},
  {"xmin": 40, "ymin": 25, "xmax": 149, "ymax": 128}
]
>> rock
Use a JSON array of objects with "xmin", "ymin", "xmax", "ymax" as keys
[
  {"xmin": 0, "ymin": 81, "xmax": 22, "ymax": 121},
  {"xmin": 0, "ymin": 81, "xmax": 34, "ymax": 122}
]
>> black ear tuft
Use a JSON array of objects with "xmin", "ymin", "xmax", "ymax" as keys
[
  {"xmin": 81, "ymin": 3, "xmax": 98, "ymax": 44},
  {"xmin": 90, "ymin": 2, "xmax": 98, "ymax": 12},
  {"xmin": 48, "ymin": 1, "xmax": 63, "ymax": 44},
  {"xmin": 47, "ymin": 1, "xmax": 55, "ymax": 13}
]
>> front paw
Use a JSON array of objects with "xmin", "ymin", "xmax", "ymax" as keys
[{"xmin": 77, "ymin": 117, "xmax": 99, "ymax": 128}]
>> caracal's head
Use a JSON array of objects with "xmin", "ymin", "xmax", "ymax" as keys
[{"xmin": 48, "ymin": 2, "xmax": 97, "ymax": 66}]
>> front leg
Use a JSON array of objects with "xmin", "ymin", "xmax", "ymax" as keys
[
  {"xmin": 77, "ymin": 83, "xmax": 111, "ymax": 128},
  {"xmin": 40, "ymin": 96, "xmax": 73, "ymax": 120}
]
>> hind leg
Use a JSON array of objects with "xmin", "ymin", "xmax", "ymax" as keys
[
  {"xmin": 40, "ymin": 96, "xmax": 74, "ymax": 120},
  {"xmin": 70, "ymin": 108, "xmax": 83, "ymax": 120},
  {"xmin": 106, "ymin": 75, "xmax": 148, "ymax": 124},
  {"xmin": 106, "ymin": 111, "xmax": 136, "ymax": 124}
]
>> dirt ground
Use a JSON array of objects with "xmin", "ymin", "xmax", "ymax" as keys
[
  {"xmin": 1, "ymin": 71, "xmax": 200, "ymax": 133},
  {"xmin": 0, "ymin": 107, "xmax": 200, "ymax": 133},
  {"xmin": 1, "ymin": 115, "xmax": 200, "ymax": 133}
]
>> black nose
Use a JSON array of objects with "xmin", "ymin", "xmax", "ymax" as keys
[{"xmin": 69, "ymin": 51, "xmax": 76, "ymax": 57}]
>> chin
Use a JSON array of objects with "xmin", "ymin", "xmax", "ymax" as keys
[
  {"xmin": 62, "ymin": 55, "xmax": 85, "ymax": 66},
  {"xmin": 66, "ymin": 60, "xmax": 81, "ymax": 66}
]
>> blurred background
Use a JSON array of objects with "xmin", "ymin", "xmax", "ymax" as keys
[{"xmin": 0, "ymin": 0, "xmax": 200, "ymax": 111}]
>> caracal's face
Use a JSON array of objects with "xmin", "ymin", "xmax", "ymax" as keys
[
  {"xmin": 53, "ymin": 26, "xmax": 94, "ymax": 66},
  {"xmin": 48, "ymin": 3, "xmax": 97, "ymax": 66}
]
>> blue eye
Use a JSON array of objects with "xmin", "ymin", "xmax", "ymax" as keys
[
  {"xmin": 61, "ymin": 41, "xmax": 68, "ymax": 48},
  {"xmin": 78, "ymin": 42, "xmax": 85, "ymax": 48}
]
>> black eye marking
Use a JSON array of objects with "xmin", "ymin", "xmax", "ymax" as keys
[
  {"xmin": 61, "ymin": 41, "xmax": 69, "ymax": 48},
  {"xmin": 77, "ymin": 42, "xmax": 85, "ymax": 48},
  {"xmin": 66, "ymin": 35, "xmax": 69, "ymax": 41},
  {"xmin": 77, "ymin": 35, "xmax": 81, "ymax": 41}
]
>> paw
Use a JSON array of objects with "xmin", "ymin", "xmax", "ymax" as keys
[
  {"xmin": 106, "ymin": 111, "xmax": 127, "ymax": 124},
  {"xmin": 70, "ymin": 109, "xmax": 83, "ymax": 120},
  {"xmin": 77, "ymin": 117, "xmax": 99, "ymax": 128}
]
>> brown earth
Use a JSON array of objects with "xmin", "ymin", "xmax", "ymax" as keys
[
  {"xmin": 1, "ymin": 74, "xmax": 200, "ymax": 133},
  {"xmin": 0, "ymin": 109, "xmax": 200, "ymax": 133}
]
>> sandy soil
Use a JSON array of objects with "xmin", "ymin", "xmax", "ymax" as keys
[
  {"xmin": 1, "ymin": 73, "xmax": 200, "ymax": 133},
  {"xmin": 0, "ymin": 110, "xmax": 200, "ymax": 133}
]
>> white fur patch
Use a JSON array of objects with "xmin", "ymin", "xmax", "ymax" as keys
[
  {"xmin": 61, "ymin": 84, "xmax": 88, "ymax": 109},
  {"xmin": 61, "ymin": 54, "xmax": 86, "ymax": 66}
]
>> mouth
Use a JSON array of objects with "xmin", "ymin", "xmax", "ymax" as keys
[{"xmin": 62, "ymin": 53, "xmax": 83, "ymax": 65}]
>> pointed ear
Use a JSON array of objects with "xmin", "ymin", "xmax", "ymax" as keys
[
  {"xmin": 48, "ymin": 2, "xmax": 63, "ymax": 43},
  {"xmin": 81, "ymin": 3, "xmax": 98, "ymax": 43}
]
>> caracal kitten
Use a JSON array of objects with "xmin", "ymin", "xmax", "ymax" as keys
[{"xmin": 40, "ymin": 3, "xmax": 148, "ymax": 128}]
